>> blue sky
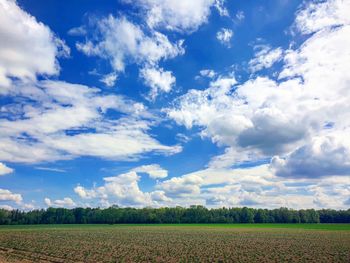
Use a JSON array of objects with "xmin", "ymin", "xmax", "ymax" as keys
[{"xmin": 0, "ymin": 0, "xmax": 350, "ymax": 210}]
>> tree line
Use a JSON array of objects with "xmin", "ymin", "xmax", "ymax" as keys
[{"xmin": 0, "ymin": 206, "xmax": 349, "ymax": 225}]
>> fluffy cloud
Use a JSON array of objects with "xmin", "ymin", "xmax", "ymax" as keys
[
  {"xmin": 0, "ymin": 2, "xmax": 179, "ymax": 163},
  {"xmin": 0, "ymin": 1, "xmax": 182, "ymax": 165},
  {"xmin": 0, "ymin": 162, "xmax": 13, "ymax": 175},
  {"xmin": 74, "ymin": 171, "xmax": 152, "ymax": 206},
  {"xmin": 0, "ymin": 189, "xmax": 22, "ymax": 204},
  {"xmin": 140, "ymin": 66, "xmax": 176, "ymax": 99},
  {"xmin": 73, "ymin": 162, "xmax": 350, "ymax": 209},
  {"xmin": 294, "ymin": 0, "xmax": 350, "ymax": 34},
  {"xmin": 156, "ymin": 174, "xmax": 203, "ymax": 197},
  {"xmin": 198, "ymin": 69, "xmax": 216, "ymax": 79},
  {"xmin": 0, "ymin": 80, "xmax": 181, "ymax": 163},
  {"xmin": 155, "ymin": 164, "xmax": 350, "ymax": 209},
  {"xmin": 167, "ymin": 74, "xmax": 238, "ymax": 131},
  {"xmin": 272, "ymin": 132, "xmax": 350, "ymax": 178},
  {"xmin": 0, "ymin": 204, "xmax": 13, "ymax": 210},
  {"xmin": 132, "ymin": 164, "xmax": 168, "ymax": 179},
  {"xmin": 216, "ymin": 28, "xmax": 233, "ymax": 47},
  {"xmin": 76, "ymin": 15, "xmax": 184, "ymax": 97},
  {"xmin": 77, "ymin": 16, "xmax": 184, "ymax": 72},
  {"xmin": 100, "ymin": 72, "xmax": 117, "ymax": 87},
  {"xmin": 0, "ymin": 0, "xmax": 69, "ymax": 91},
  {"xmin": 249, "ymin": 45, "xmax": 283, "ymax": 73},
  {"xmin": 150, "ymin": 190, "xmax": 172, "ymax": 202},
  {"xmin": 129, "ymin": 0, "xmax": 224, "ymax": 33},
  {"xmin": 74, "ymin": 165, "xmax": 172, "ymax": 206},
  {"xmin": 44, "ymin": 197, "xmax": 76, "ymax": 208},
  {"xmin": 167, "ymin": 0, "xmax": 350, "ymax": 179},
  {"xmin": 75, "ymin": 0, "xmax": 226, "ymax": 97}
]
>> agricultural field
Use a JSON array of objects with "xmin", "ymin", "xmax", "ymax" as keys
[{"xmin": 0, "ymin": 224, "xmax": 349, "ymax": 262}]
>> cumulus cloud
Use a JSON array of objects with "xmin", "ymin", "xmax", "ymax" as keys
[
  {"xmin": 2, "ymin": 0, "xmax": 350, "ymax": 210},
  {"xmin": 0, "ymin": 0, "xmax": 69, "ymax": 91},
  {"xmin": 76, "ymin": 16, "xmax": 184, "ymax": 72},
  {"xmin": 0, "ymin": 1, "xmax": 180, "ymax": 164},
  {"xmin": 0, "ymin": 204, "xmax": 13, "ymax": 210},
  {"xmin": 294, "ymin": 0, "xmax": 350, "ymax": 34},
  {"xmin": 132, "ymin": 164, "xmax": 168, "ymax": 179},
  {"xmin": 156, "ymin": 174, "xmax": 203, "ymax": 197},
  {"xmin": 214, "ymin": 0, "xmax": 229, "ymax": 17},
  {"xmin": 272, "ymin": 132, "xmax": 350, "ymax": 178},
  {"xmin": 216, "ymin": 28, "xmax": 233, "ymax": 47},
  {"xmin": 76, "ymin": 15, "xmax": 184, "ymax": 96},
  {"xmin": 151, "ymin": 190, "xmax": 172, "ymax": 202},
  {"xmin": 74, "ymin": 171, "xmax": 152, "ymax": 206},
  {"xmin": 44, "ymin": 197, "xmax": 76, "ymax": 208},
  {"xmin": 166, "ymin": 0, "xmax": 350, "ymax": 180},
  {"xmin": 0, "ymin": 80, "xmax": 181, "ymax": 163},
  {"xmin": 140, "ymin": 66, "xmax": 176, "ymax": 99},
  {"xmin": 21, "ymin": 203, "xmax": 36, "ymax": 211},
  {"xmin": 0, "ymin": 162, "xmax": 13, "ymax": 175},
  {"xmin": 249, "ymin": 45, "xmax": 283, "ymax": 73},
  {"xmin": 73, "ymin": 162, "xmax": 350, "ymax": 209},
  {"xmin": 167, "ymin": 74, "xmax": 238, "ymax": 131},
  {"xmin": 128, "ymin": 0, "xmax": 223, "ymax": 33},
  {"xmin": 74, "ymin": 166, "xmax": 173, "ymax": 206},
  {"xmin": 73, "ymin": 186, "xmax": 93, "ymax": 200},
  {"xmin": 198, "ymin": 69, "xmax": 216, "ymax": 79},
  {"xmin": 0, "ymin": 189, "xmax": 22, "ymax": 204},
  {"xmin": 100, "ymin": 72, "xmax": 117, "ymax": 87},
  {"xmin": 155, "ymin": 164, "xmax": 350, "ymax": 209}
]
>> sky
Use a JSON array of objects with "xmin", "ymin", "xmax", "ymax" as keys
[{"xmin": 0, "ymin": 0, "xmax": 350, "ymax": 211}]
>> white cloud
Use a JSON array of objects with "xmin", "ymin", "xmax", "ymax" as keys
[
  {"xmin": 156, "ymin": 174, "xmax": 203, "ymax": 197},
  {"xmin": 130, "ymin": 0, "xmax": 220, "ymax": 33},
  {"xmin": 151, "ymin": 190, "xmax": 172, "ymax": 202},
  {"xmin": 155, "ymin": 164, "xmax": 350, "ymax": 209},
  {"xmin": 0, "ymin": 189, "xmax": 22, "ymax": 204},
  {"xmin": 132, "ymin": 164, "xmax": 168, "ymax": 179},
  {"xmin": 44, "ymin": 197, "xmax": 76, "ymax": 208},
  {"xmin": 140, "ymin": 66, "xmax": 176, "ymax": 99},
  {"xmin": 74, "ymin": 171, "xmax": 153, "ymax": 206},
  {"xmin": 199, "ymin": 69, "xmax": 216, "ymax": 79},
  {"xmin": 100, "ymin": 72, "xmax": 117, "ymax": 87},
  {"xmin": 167, "ymin": 0, "xmax": 350, "ymax": 179},
  {"xmin": 21, "ymin": 203, "xmax": 36, "ymax": 211},
  {"xmin": 249, "ymin": 45, "xmax": 283, "ymax": 72},
  {"xmin": 216, "ymin": 28, "xmax": 233, "ymax": 47},
  {"xmin": 214, "ymin": 0, "xmax": 229, "ymax": 17},
  {"xmin": 272, "ymin": 132, "xmax": 350, "ymax": 178},
  {"xmin": 67, "ymin": 26, "xmax": 86, "ymax": 36},
  {"xmin": 235, "ymin": 11, "xmax": 245, "ymax": 21},
  {"xmin": 0, "ymin": 0, "xmax": 69, "ymax": 91},
  {"xmin": 294, "ymin": 0, "xmax": 350, "ymax": 34},
  {"xmin": 74, "ymin": 185, "xmax": 98, "ymax": 199},
  {"xmin": 73, "ymin": 162, "xmax": 350, "ymax": 209},
  {"xmin": 0, "ymin": 80, "xmax": 181, "ymax": 163},
  {"xmin": 76, "ymin": 15, "xmax": 184, "ymax": 95},
  {"xmin": 208, "ymin": 147, "xmax": 262, "ymax": 169},
  {"xmin": 0, "ymin": 162, "xmax": 13, "ymax": 175},
  {"xmin": 0, "ymin": 204, "xmax": 13, "ymax": 210},
  {"xmin": 34, "ymin": 167, "xmax": 66, "ymax": 173},
  {"xmin": 74, "ymin": 166, "xmax": 174, "ymax": 206},
  {"xmin": 77, "ymin": 16, "xmax": 184, "ymax": 73}
]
